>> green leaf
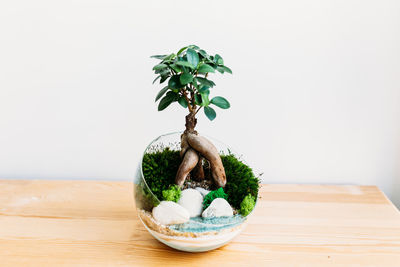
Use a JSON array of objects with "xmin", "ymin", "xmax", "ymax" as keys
[
  {"xmin": 196, "ymin": 77, "xmax": 215, "ymax": 87},
  {"xmin": 198, "ymin": 85, "xmax": 210, "ymax": 94},
  {"xmin": 191, "ymin": 78, "xmax": 199, "ymax": 90},
  {"xmin": 152, "ymin": 63, "xmax": 168, "ymax": 71},
  {"xmin": 162, "ymin": 53, "xmax": 176, "ymax": 61},
  {"xmin": 160, "ymin": 75, "xmax": 169, "ymax": 84},
  {"xmin": 204, "ymin": 106, "xmax": 216, "ymax": 121},
  {"xmin": 151, "ymin": 55, "xmax": 167, "ymax": 59},
  {"xmin": 155, "ymin": 69, "xmax": 170, "ymax": 75},
  {"xmin": 180, "ymin": 72, "xmax": 193, "ymax": 85},
  {"xmin": 175, "ymin": 61, "xmax": 195, "ymax": 69},
  {"xmin": 158, "ymin": 92, "xmax": 177, "ymax": 111},
  {"xmin": 214, "ymin": 54, "xmax": 224, "ymax": 65},
  {"xmin": 178, "ymin": 96, "xmax": 188, "ymax": 108},
  {"xmin": 152, "ymin": 75, "xmax": 161, "ymax": 84},
  {"xmin": 197, "ymin": 63, "xmax": 215, "ymax": 74},
  {"xmin": 169, "ymin": 64, "xmax": 181, "ymax": 73},
  {"xmin": 155, "ymin": 86, "xmax": 169, "ymax": 102},
  {"xmin": 168, "ymin": 75, "xmax": 183, "ymax": 90},
  {"xmin": 211, "ymin": 96, "xmax": 230, "ymax": 109},
  {"xmin": 188, "ymin": 45, "xmax": 200, "ymax": 50},
  {"xmin": 198, "ymin": 49, "xmax": 209, "ymax": 59},
  {"xmin": 186, "ymin": 48, "xmax": 199, "ymax": 68},
  {"xmin": 194, "ymin": 94, "xmax": 202, "ymax": 105},
  {"xmin": 200, "ymin": 89, "xmax": 210, "ymax": 106},
  {"xmin": 200, "ymin": 94, "xmax": 210, "ymax": 107},
  {"xmin": 216, "ymin": 66, "xmax": 225, "ymax": 74},
  {"xmin": 177, "ymin": 46, "xmax": 188, "ymax": 55},
  {"xmin": 221, "ymin": 66, "xmax": 232, "ymax": 74}
]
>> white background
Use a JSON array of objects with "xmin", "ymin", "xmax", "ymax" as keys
[{"xmin": 1, "ymin": 1, "xmax": 399, "ymax": 207}]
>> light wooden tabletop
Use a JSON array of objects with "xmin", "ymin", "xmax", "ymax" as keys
[{"xmin": 0, "ymin": 180, "xmax": 399, "ymax": 266}]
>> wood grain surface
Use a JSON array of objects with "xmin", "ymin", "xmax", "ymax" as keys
[{"xmin": 0, "ymin": 180, "xmax": 399, "ymax": 266}]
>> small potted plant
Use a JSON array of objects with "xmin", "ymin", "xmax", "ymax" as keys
[{"xmin": 134, "ymin": 45, "xmax": 260, "ymax": 252}]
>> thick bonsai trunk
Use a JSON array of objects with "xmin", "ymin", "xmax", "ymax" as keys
[
  {"xmin": 175, "ymin": 112, "xmax": 226, "ymax": 188},
  {"xmin": 184, "ymin": 112, "xmax": 197, "ymax": 134}
]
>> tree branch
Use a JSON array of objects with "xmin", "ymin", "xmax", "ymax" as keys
[
  {"xmin": 182, "ymin": 88, "xmax": 193, "ymax": 113},
  {"xmin": 195, "ymin": 106, "xmax": 203, "ymax": 115}
]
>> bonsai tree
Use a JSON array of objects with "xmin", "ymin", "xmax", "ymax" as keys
[{"xmin": 151, "ymin": 45, "xmax": 232, "ymax": 188}]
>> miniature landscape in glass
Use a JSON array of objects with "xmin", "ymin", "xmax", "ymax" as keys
[{"xmin": 134, "ymin": 45, "xmax": 260, "ymax": 251}]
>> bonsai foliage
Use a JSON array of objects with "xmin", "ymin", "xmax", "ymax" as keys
[
  {"xmin": 151, "ymin": 45, "xmax": 233, "ymax": 189},
  {"xmin": 202, "ymin": 187, "xmax": 228, "ymax": 210},
  {"xmin": 162, "ymin": 185, "xmax": 181, "ymax": 202},
  {"xmin": 152, "ymin": 44, "xmax": 232, "ymax": 121}
]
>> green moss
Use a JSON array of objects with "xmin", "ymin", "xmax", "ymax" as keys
[
  {"xmin": 222, "ymin": 154, "xmax": 259, "ymax": 210},
  {"xmin": 203, "ymin": 187, "xmax": 228, "ymax": 209},
  {"xmin": 142, "ymin": 147, "xmax": 260, "ymax": 214},
  {"xmin": 142, "ymin": 148, "xmax": 181, "ymax": 200},
  {"xmin": 239, "ymin": 194, "xmax": 256, "ymax": 216},
  {"xmin": 162, "ymin": 184, "xmax": 181, "ymax": 202}
]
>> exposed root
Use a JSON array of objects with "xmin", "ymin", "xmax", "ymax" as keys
[
  {"xmin": 186, "ymin": 133, "xmax": 226, "ymax": 187},
  {"xmin": 192, "ymin": 157, "xmax": 205, "ymax": 181},
  {"xmin": 186, "ymin": 133, "xmax": 219, "ymax": 163},
  {"xmin": 210, "ymin": 160, "xmax": 226, "ymax": 188},
  {"xmin": 180, "ymin": 134, "xmax": 190, "ymax": 158},
  {"xmin": 176, "ymin": 132, "xmax": 226, "ymax": 188},
  {"xmin": 175, "ymin": 148, "xmax": 199, "ymax": 186}
]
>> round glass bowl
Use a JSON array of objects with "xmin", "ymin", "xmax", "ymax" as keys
[{"xmin": 134, "ymin": 132, "xmax": 257, "ymax": 252}]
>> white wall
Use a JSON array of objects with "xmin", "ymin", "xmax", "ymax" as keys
[{"xmin": 1, "ymin": 0, "xmax": 399, "ymax": 207}]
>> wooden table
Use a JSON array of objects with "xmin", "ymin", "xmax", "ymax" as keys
[{"xmin": 0, "ymin": 180, "xmax": 399, "ymax": 266}]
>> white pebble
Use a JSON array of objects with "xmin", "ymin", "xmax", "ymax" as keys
[
  {"xmin": 202, "ymin": 198, "xmax": 233, "ymax": 218},
  {"xmin": 178, "ymin": 189, "xmax": 204, "ymax": 217},
  {"xmin": 152, "ymin": 201, "xmax": 190, "ymax": 225}
]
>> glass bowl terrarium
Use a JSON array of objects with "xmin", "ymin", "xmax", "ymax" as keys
[
  {"xmin": 134, "ymin": 132, "xmax": 259, "ymax": 252},
  {"xmin": 134, "ymin": 45, "xmax": 259, "ymax": 252}
]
